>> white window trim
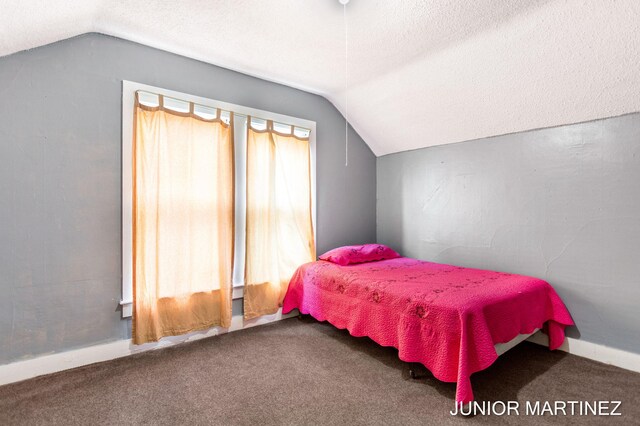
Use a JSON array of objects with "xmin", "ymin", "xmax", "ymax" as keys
[{"xmin": 121, "ymin": 80, "xmax": 317, "ymax": 318}]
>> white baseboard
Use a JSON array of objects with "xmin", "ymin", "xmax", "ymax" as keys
[
  {"xmin": 0, "ymin": 308, "xmax": 297, "ymax": 386},
  {"xmin": 3, "ymin": 316, "xmax": 637, "ymax": 387},
  {"xmin": 527, "ymin": 331, "xmax": 640, "ymax": 373}
]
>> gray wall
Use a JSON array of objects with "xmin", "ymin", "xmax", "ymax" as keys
[
  {"xmin": 378, "ymin": 113, "xmax": 640, "ymax": 354},
  {"xmin": 0, "ymin": 33, "xmax": 376, "ymax": 363}
]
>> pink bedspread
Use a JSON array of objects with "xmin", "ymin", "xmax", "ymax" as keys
[{"xmin": 282, "ymin": 257, "xmax": 573, "ymax": 402}]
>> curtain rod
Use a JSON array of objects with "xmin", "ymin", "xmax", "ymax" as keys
[{"xmin": 136, "ymin": 90, "xmax": 312, "ymax": 133}]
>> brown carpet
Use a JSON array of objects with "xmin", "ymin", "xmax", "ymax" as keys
[{"xmin": 1, "ymin": 317, "xmax": 639, "ymax": 425}]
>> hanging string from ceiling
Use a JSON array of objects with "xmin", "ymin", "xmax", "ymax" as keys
[{"xmin": 341, "ymin": 0, "xmax": 349, "ymax": 166}]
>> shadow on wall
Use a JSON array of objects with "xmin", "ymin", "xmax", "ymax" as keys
[{"xmin": 377, "ymin": 113, "xmax": 640, "ymax": 355}]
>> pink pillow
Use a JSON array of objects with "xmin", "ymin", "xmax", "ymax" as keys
[{"xmin": 319, "ymin": 244, "xmax": 400, "ymax": 266}]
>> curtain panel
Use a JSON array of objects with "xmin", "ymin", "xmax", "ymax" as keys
[
  {"xmin": 132, "ymin": 94, "xmax": 234, "ymax": 344},
  {"xmin": 244, "ymin": 119, "xmax": 315, "ymax": 319}
]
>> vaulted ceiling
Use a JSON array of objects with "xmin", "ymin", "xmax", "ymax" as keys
[{"xmin": 1, "ymin": 0, "xmax": 639, "ymax": 155}]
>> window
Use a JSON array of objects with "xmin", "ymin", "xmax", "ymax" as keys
[{"xmin": 121, "ymin": 81, "xmax": 316, "ymax": 318}]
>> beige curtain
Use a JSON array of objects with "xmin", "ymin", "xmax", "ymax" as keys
[
  {"xmin": 244, "ymin": 119, "xmax": 315, "ymax": 319},
  {"xmin": 133, "ymin": 94, "xmax": 234, "ymax": 344}
]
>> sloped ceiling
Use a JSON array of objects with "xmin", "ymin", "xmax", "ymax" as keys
[{"xmin": 1, "ymin": 0, "xmax": 639, "ymax": 156}]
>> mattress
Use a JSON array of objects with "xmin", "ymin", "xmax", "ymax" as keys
[{"xmin": 282, "ymin": 257, "xmax": 573, "ymax": 402}]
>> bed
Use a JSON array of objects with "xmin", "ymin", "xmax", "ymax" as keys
[{"xmin": 282, "ymin": 250, "xmax": 574, "ymax": 403}]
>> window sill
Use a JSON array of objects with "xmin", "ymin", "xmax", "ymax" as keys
[
  {"xmin": 232, "ymin": 285, "xmax": 244, "ymax": 300},
  {"xmin": 120, "ymin": 286, "xmax": 245, "ymax": 319}
]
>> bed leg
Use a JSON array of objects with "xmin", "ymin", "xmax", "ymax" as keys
[{"xmin": 407, "ymin": 363, "xmax": 424, "ymax": 379}]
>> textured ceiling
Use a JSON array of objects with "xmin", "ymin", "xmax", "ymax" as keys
[{"xmin": 1, "ymin": 0, "xmax": 640, "ymax": 156}]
